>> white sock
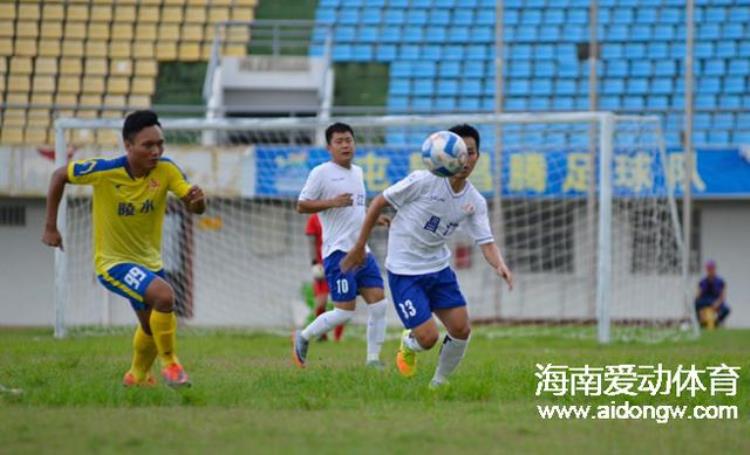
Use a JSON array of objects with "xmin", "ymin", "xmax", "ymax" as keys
[
  {"xmin": 432, "ymin": 334, "xmax": 469, "ymax": 383},
  {"xmin": 402, "ymin": 330, "xmax": 426, "ymax": 352},
  {"xmin": 366, "ymin": 299, "xmax": 387, "ymax": 362},
  {"xmin": 301, "ymin": 308, "xmax": 353, "ymax": 341}
]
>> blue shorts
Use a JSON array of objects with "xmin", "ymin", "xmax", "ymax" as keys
[
  {"xmin": 387, "ymin": 267, "xmax": 467, "ymax": 329},
  {"xmin": 324, "ymin": 250, "xmax": 384, "ymax": 302},
  {"xmin": 97, "ymin": 263, "xmax": 165, "ymax": 311}
]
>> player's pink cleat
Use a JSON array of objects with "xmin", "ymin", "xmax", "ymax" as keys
[
  {"xmin": 122, "ymin": 371, "xmax": 157, "ymax": 388},
  {"xmin": 161, "ymin": 363, "xmax": 191, "ymax": 388}
]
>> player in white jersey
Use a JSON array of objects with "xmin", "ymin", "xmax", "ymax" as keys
[
  {"xmin": 342, "ymin": 124, "xmax": 513, "ymax": 387},
  {"xmin": 292, "ymin": 123, "xmax": 388, "ymax": 369}
]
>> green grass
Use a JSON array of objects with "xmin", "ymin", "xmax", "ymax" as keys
[{"xmin": 1, "ymin": 327, "xmax": 748, "ymax": 453}]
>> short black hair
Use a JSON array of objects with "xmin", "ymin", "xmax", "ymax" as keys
[
  {"xmin": 123, "ymin": 110, "xmax": 162, "ymax": 142},
  {"xmin": 325, "ymin": 122, "xmax": 355, "ymax": 145},
  {"xmin": 449, "ymin": 123, "xmax": 480, "ymax": 153}
]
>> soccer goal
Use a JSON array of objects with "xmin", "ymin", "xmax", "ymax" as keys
[{"xmin": 53, "ymin": 113, "xmax": 698, "ymax": 342}]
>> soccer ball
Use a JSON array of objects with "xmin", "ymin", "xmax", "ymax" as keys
[{"xmin": 421, "ymin": 131, "xmax": 468, "ymax": 177}]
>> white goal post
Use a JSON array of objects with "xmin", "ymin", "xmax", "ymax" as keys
[{"xmin": 53, "ymin": 112, "xmax": 698, "ymax": 342}]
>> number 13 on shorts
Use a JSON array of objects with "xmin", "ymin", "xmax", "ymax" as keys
[{"xmin": 398, "ymin": 299, "xmax": 417, "ymax": 319}]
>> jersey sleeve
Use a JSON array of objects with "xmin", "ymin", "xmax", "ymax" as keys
[
  {"xmin": 298, "ymin": 166, "xmax": 322, "ymax": 201},
  {"xmin": 67, "ymin": 158, "xmax": 107, "ymax": 185},
  {"xmin": 466, "ymin": 196, "xmax": 494, "ymax": 245},
  {"xmin": 163, "ymin": 159, "xmax": 192, "ymax": 199},
  {"xmin": 382, "ymin": 170, "xmax": 430, "ymax": 209},
  {"xmin": 305, "ymin": 214, "xmax": 321, "ymax": 236}
]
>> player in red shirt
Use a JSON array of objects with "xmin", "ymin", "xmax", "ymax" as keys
[{"xmin": 305, "ymin": 213, "xmax": 344, "ymax": 341}]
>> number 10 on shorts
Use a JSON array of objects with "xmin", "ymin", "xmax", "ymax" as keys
[{"xmin": 398, "ymin": 299, "xmax": 416, "ymax": 319}]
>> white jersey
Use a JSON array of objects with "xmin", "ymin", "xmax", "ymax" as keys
[
  {"xmin": 383, "ymin": 170, "xmax": 494, "ymax": 275},
  {"xmin": 298, "ymin": 161, "xmax": 369, "ymax": 259}
]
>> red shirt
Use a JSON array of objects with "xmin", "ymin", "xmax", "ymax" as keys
[{"xmin": 305, "ymin": 214, "xmax": 323, "ymax": 263}]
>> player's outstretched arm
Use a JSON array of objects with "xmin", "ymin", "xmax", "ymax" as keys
[
  {"xmin": 340, "ymin": 194, "xmax": 390, "ymax": 272},
  {"xmin": 182, "ymin": 185, "xmax": 206, "ymax": 214},
  {"xmin": 297, "ymin": 193, "xmax": 353, "ymax": 214},
  {"xmin": 42, "ymin": 166, "xmax": 69, "ymax": 250},
  {"xmin": 479, "ymin": 242, "xmax": 513, "ymax": 290}
]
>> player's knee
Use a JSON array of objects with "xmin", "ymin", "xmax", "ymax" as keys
[
  {"xmin": 147, "ymin": 281, "xmax": 175, "ymax": 312},
  {"xmin": 451, "ymin": 324, "xmax": 471, "ymax": 341},
  {"xmin": 416, "ymin": 330, "xmax": 440, "ymax": 350}
]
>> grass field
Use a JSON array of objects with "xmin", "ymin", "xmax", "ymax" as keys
[{"xmin": 1, "ymin": 326, "xmax": 748, "ymax": 454}]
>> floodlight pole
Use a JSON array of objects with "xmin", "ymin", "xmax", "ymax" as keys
[
  {"xmin": 493, "ymin": 0, "xmax": 506, "ymax": 320},
  {"xmin": 682, "ymin": 0, "xmax": 695, "ymax": 287}
]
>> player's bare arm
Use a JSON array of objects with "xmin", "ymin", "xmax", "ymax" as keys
[
  {"xmin": 340, "ymin": 194, "xmax": 390, "ymax": 272},
  {"xmin": 479, "ymin": 243, "xmax": 513, "ymax": 290},
  {"xmin": 41, "ymin": 165, "xmax": 70, "ymax": 250},
  {"xmin": 296, "ymin": 192, "xmax": 353, "ymax": 214},
  {"xmin": 182, "ymin": 184, "xmax": 206, "ymax": 214}
]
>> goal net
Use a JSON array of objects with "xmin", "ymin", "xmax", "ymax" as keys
[{"xmin": 53, "ymin": 113, "xmax": 697, "ymax": 342}]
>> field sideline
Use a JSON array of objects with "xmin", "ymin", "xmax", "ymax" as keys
[{"xmin": 1, "ymin": 327, "xmax": 748, "ymax": 453}]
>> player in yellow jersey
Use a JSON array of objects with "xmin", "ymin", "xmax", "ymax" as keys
[{"xmin": 42, "ymin": 110, "xmax": 205, "ymax": 388}]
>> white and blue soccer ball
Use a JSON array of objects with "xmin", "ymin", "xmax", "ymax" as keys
[{"xmin": 421, "ymin": 131, "xmax": 468, "ymax": 177}]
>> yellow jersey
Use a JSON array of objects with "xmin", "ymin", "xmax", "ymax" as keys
[{"xmin": 67, "ymin": 156, "xmax": 192, "ymax": 275}]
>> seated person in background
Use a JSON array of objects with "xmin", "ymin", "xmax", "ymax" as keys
[{"xmin": 695, "ymin": 260, "xmax": 731, "ymax": 328}]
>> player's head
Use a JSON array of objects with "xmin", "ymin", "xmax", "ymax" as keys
[
  {"xmin": 705, "ymin": 259, "xmax": 717, "ymax": 277},
  {"xmin": 123, "ymin": 110, "xmax": 164, "ymax": 171},
  {"xmin": 325, "ymin": 122, "xmax": 355, "ymax": 167},
  {"xmin": 449, "ymin": 123, "xmax": 480, "ymax": 179}
]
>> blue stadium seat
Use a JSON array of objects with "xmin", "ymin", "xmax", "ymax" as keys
[
  {"xmin": 332, "ymin": 44, "xmax": 353, "ymax": 60},
  {"xmin": 351, "ymin": 44, "xmax": 373, "ymax": 61},
  {"xmin": 359, "ymin": 26, "xmax": 378, "ymax": 43},
  {"xmin": 651, "ymin": 78, "xmax": 673, "ymax": 94},
  {"xmin": 557, "ymin": 63, "xmax": 579, "ymax": 78},
  {"xmin": 734, "ymin": 131, "xmax": 750, "ymax": 145},
  {"xmin": 399, "ymin": 45, "xmax": 420, "ymax": 59},
  {"xmin": 602, "ymin": 78, "xmax": 625, "ymax": 95},
  {"xmin": 646, "ymin": 96, "xmax": 668, "ymax": 109},
  {"xmin": 423, "ymin": 25, "xmax": 447, "ymax": 43},
  {"xmin": 567, "ymin": 8, "xmax": 587, "ymax": 24},
  {"xmin": 602, "ymin": 43, "xmax": 623, "ymax": 59},
  {"xmin": 412, "ymin": 97, "xmax": 433, "ymax": 111},
  {"xmin": 636, "ymin": 7, "xmax": 657, "ymax": 23},
  {"xmin": 528, "ymin": 97, "xmax": 550, "ymax": 110},
  {"xmin": 531, "ymin": 78, "xmax": 553, "ymax": 95},
  {"xmin": 728, "ymin": 6, "xmax": 750, "ymax": 23},
  {"xmin": 361, "ymin": 8, "xmax": 382, "ymax": 24},
  {"xmin": 535, "ymin": 44, "xmax": 555, "ymax": 60},
  {"xmin": 708, "ymin": 131, "xmax": 730, "ymax": 145},
  {"xmin": 453, "ymin": 10, "xmax": 474, "ymax": 25},
  {"xmin": 465, "ymin": 60, "xmax": 485, "ymax": 78},
  {"xmin": 538, "ymin": 26, "xmax": 560, "ymax": 41},
  {"xmin": 630, "ymin": 61, "xmax": 651, "ymax": 77},
  {"xmin": 458, "ymin": 97, "xmax": 481, "ymax": 111},
  {"xmin": 380, "ymin": 26, "xmax": 402, "ymax": 43},
  {"xmin": 376, "ymin": 44, "xmax": 396, "ymax": 61},
  {"xmin": 622, "ymin": 96, "xmax": 644, "ymax": 110},
  {"xmin": 508, "ymin": 79, "xmax": 530, "ymax": 96},
  {"xmin": 413, "ymin": 78, "xmax": 434, "ymax": 96},
  {"xmin": 698, "ymin": 23, "xmax": 721, "ymax": 40},
  {"xmin": 606, "ymin": 60, "xmax": 628, "ymax": 77},
  {"xmin": 339, "ymin": 9, "xmax": 360, "ymax": 25},
  {"xmin": 561, "ymin": 25, "xmax": 586, "ymax": 41},
  {"xmin": 443, "ymin": 45, "xmax": 465, "ymax": 60},
  {"xmin": 659, "ymin": 8, "xmax": 681, "ymax": 24},
  {"xmin": 521, "ymin": 9, "xmax": 542, "ymax": 25},
  {"xmin": 552, "ymin": 96, "xmax": 575, "ymax": 110},
  {"xmin": 461, "ymin": 79, "xmax": 483, "ymax": 96},
  {"xmin": 365, "ymin": 0, "xmax": 387, "ymax": 6},
  {"xmin": 697, "ymin": 77, "xmax": 720, "ymax": 94},
  {"xmin": 653, "ymin": 59, "xmax": 675, "ymax": 76},
  {"xmin": 470, "ymin": 27, "xmax": 493, "ymax": 43},
  {"xmin": 543, "ymin": 9, "xmax": 565, "ymax": 24},
  {"xmin": 435, "ymin": 96, "xmax": 457, "ymax": 112},
  {"xmin": 421, "ymin": 45, "xmax": 441, "ymax": 60},
  {"xmin": 555, "ymin": 79, "xmax": 577, "ymax": 95},
  {"xmin": 695, "ymin": 94, "xmax": 716, "ymax": 109},
  {"xmin": 384, "ymin": 9, "xmax": 405, "ymax": 24},
  {"xmin": 429, "ymin": 10, "xmax": 451, "ymax": 25},
  {"xmin": 448, "ymin": 27, "xmax": 471, "ymax": 43},
  {"xmin": 718, "ymin": 94, "xmax": 741, "ymax": 109},
  {"xmin": 740, "ymin": 41, "xmax": 750, "ymax": 57},
  {"xmin": 692, "ymin": 131, "xmax": 708, "ymax": 145},
  {"xmin": 630, "ymin": 25, "xmax": 652, "ymax": 41},
  {"xmin": 437, "ymin": 80, "xmax": 459, "ymax": 96},
  {"xmin": 316, "ymin": 8, "xmax": 336, "ymax": 24},
  {"xmin": 702, "ymin": 59, "xmax": 725, "ymax": 76},
  {"xmin": 334, "ymin": 26, "xmax": 356, "ymax": 42},
  {"xmin": 695, "ymin": 42, "xmax": 714, "ymax": 58},
  {"xmin": 505, "ymin": 97, "xmax": 528, "ymax": 111},
  {"xmin": 403, "ymin": 26, "xmax": 424, "ymax": 42},
  {"xmin": 728, "ymin": 59, "xmax": 750, "ymax": 76},
  {"xmin": 721, "ymin": 23, "xmax": 744, "ymax": 39},
  {"xmin": 319, "ymin": 0, "xmax": 339, "ymax": 7},
  {"xmin": 704, "ymin": 6, "xmax": 727, "ymax": 22},
  {"xmin": 509, "ymin": 61, "xmax": 532, "ymax": 77},
  {"xmin": 516, "ymin": 25, "xmax": 538, "ymax": 41},
  {"xmin": 391, "ymin": 78, "xmax": 411, "ymax": 95},
  {"xmin": 612, "ymin": 8, "xmax": 634, "ymax": 24},
  {"xmin": 534, "ymin": 61, "xmax": 555, "ymax": 77},
  {"xmin": 413, "ymin": 61, "xmax": 437, "ymax": 77},
  {"xmin": 438, "ymin": 61, "xmax": 460, "ymax": 78},
  {"xmin": 607, "ymin": 25, "xmax": 629, "ymax": 41},
  {"xmin": 715, "ymin": 41, "xmax": 736, "ymax": 58},
  {"xmin": 712, "ymin": 113, "xmax": 734, "ymax": 129},
  {"xmin": 627, "ymin": 78, "xmax": 649, "ymax": 94},
  {"xmin": 724, "ymin": 76, "xmax": 745, "ymax": 94},
  {"xmin": 652, "ymin": 25, "xmax": 674, "ymax": 41},
  {"xmin": 647, "ymin": 42, "xmax": 669, "ymax": 59},
  {"xmin": 624, "ymin": 43, "xmax": 646, "ymax": 59},
  {"xmin": 392, "ymin": 61, "xmax": 413, "ymax": 77},
  {"xmin": 406, "ymin": 9, "xmax": 428, "ymax": 25}
]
